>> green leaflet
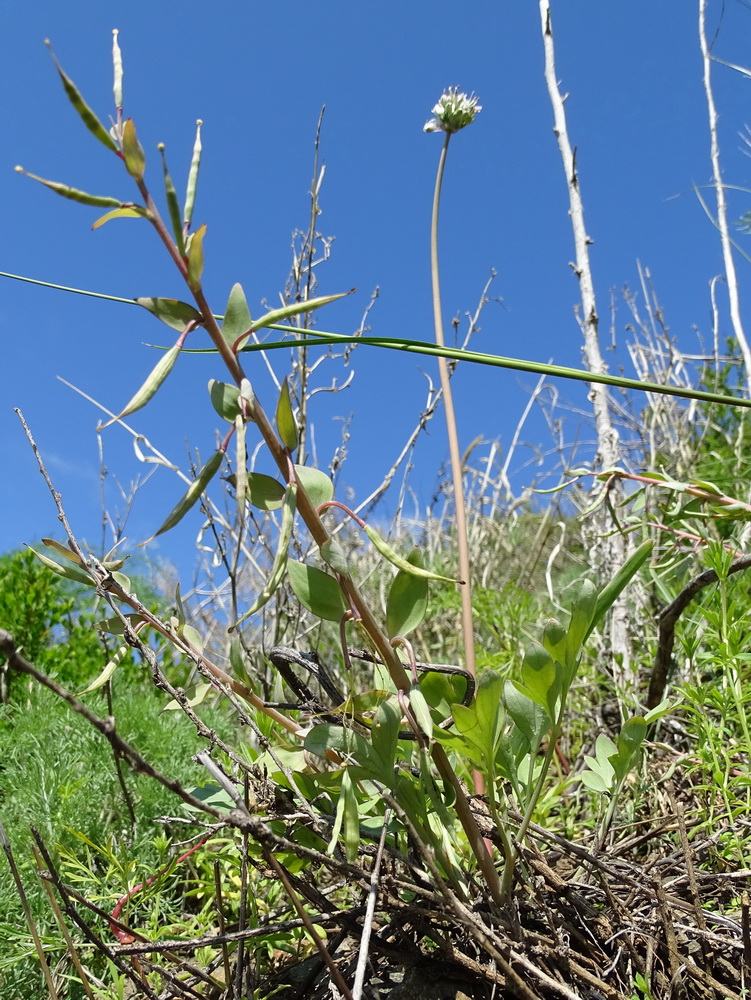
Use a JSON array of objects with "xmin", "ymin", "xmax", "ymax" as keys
[
  {"xmin": 287, "ymin": 559, "xmax": 345, "ymax": 622},
  {"xmin": 136, "ymin": 297, "xmax": 203, "ymax": 332},
  {"xmin": 100, "ymin": 344, "xmax": 181, "ymax": 428},
  {"xmin": 187, "ymin": 223, "xmax": 207, "ymax": 290},
  {"xmin": 208, "ymin": 380, "xmax": 241, "ymax": 423},
  {"xmin": 122, "ymin": 118, "xmax": 145, "ymax": 180},
  {"xmin": 586, "ymin": 539, "xmax": 654, "ymax": 642},
  {"xmin": 276, "ymin": 378, "xmax": 298, "ymax": 450},
  {"xmin": 230, "ymin": 485, "xmax": 296, "ymax": 630},
  {"xmin": 221, "ymin": 283, "xmax": 252, "ymax": 351},
  {"xmin": 294, "ymin": 465, "xmax": 334, "ymax": 507},
  {"xmin": 234, "ymin": 290, "xmax": 351, "ymax": 346},
  {"xmin": 91, "ymin": 206, "xmax": 149, "ymax": 229},
  {"xmin": 362, "ymin": 525, "xmax": 459, "ymax": 583},
  {"xmin": 15, "ymin": 167, "xmax": 121, "ymax": 207},
  {"xmin": 76, "ymin": 644, "xmax": 130, "ymax": 696},
  {"xmin": 150, "ymin": 450, "xmax": 224, "ymax": 540},
  {"xmin": 386, "ymin": 548, "xmax": 429, "ymax": 636}
]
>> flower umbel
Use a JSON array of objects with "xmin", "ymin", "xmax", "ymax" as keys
[{"xmin": 424, "ymin": 88, "xmax": 481, "ymax": 134}]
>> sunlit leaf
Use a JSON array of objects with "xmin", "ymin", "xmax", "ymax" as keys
[
  {"xmin": 585, "ymin": 540, "xmax": 654, "ymax": 642},
  {"xmin": 122, "ymin": 118, "xmax": 145, "ymax": 180},
  {"xmin": 320, "ymin": 537, "xmax": 349, "ymax": 575},
  {"xmin": 94, "ymin": 614, "xmax": 145, "ymax": 635},
  {"xmin": 386, "ymin": 549, "xmax": 428, "ymax": 637},
  {"xmin": 77, "ymin": 644, "xmax": 129, "ymax": 696},
  {"xmin": 187, "ymin": 223, "xmax": 207, "ymax": 290},
  {"xmin": 28, "ymin": 546, "xmax": 92, "ymax": 586},
  {"xmin": 91, "ymin": 205, "xmax": 148, "ymax": 229},
  {"xmin": 294, "ymin": 465, "xmax": 334, "ymax": 507},
  {"xmin": 208, "ymin": 379, "xmax": 241, "ymax": 423},
  {"xmin": 136, "ymin": 297, "xmax": 203, "ymax": 331},
  {"xmin": 243, "ymin": 472, "xmax": 285, "ymax": 511},
  {"xmin": 408, "ymin": 685, "xmax": 434, "ymax": 740},
  {"xmin": 221, "ymin": 283, "xmax": 252, "ymax": 351},
  {"xmin": 276, "ymin": 378, "xmax": 298, "ymax": 450},
  {"xmin": 287, "ymin": 559, "xmax": 345, "ymax": 622}
]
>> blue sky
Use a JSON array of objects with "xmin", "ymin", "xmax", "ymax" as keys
[{"xmin": 3, "ymin": 1, "xmax": 751, "ymax": 580}]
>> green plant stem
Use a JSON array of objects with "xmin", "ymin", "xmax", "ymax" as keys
[
  {"xmin": 6, "ymin": 267, "xmax": 751, "ymax": 410},
  {"xmin": 430, "ymin": 131, "xmax": 476, "ymax": 680}
]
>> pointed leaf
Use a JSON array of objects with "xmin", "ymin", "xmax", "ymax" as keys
[
  {"xmin": 386, "ymin": 549, "xmax": 428, "ymax": 637},
  {"xmin": 76, "ymin": 644, "xmax": 129, "ymax": 696},
  {"xmin": 276, "ymin": 378, "xmax": 298, "ymax": 450},
  {"xmin": 91, "ymin": 205, "xmax": 148, "ymax": 229},
  {"xmin": 586, "ymin": 540, "xmax": 654, "ymax": 642},
  {"xmin": 287, "ymin": 559, "xmax": 345, "ymax": 622},
  {"xmin": 150, "ymin": 450, "xmax": 224, "ymax": 539},
  {"xmin": 184, "ymin": 119, "xmax": 203, "ymax": 230},
  {"xmin": 41, "ymin": 537, "xmax": 84, "ymax": 566},
  {"xmin": 320, "ymin": 537, "xmax": 349, "ymax": 575},
  {"xmin": 209, "ymin": 379, "xmax": 241, "ymax": 423},
  {"xmin": 244, "ymin": 473, "xmax": 285, "ymax": 511},
  {"xmin": 294, "ymin": 465, "xmax": 333, "ymax": 507},
  {"xmin": 15, "ymin": 167, "xmax": 121, "ymax": 206},
  {"xmin": 408, "ymin": 685, "xmax": 434, "ymax": 740},
  {"xmin": 94, "ymin": 614, "xmax": 145, "ymax": 636},
  {"xmin": 164, "ymin": 682, "xmax": 213, "ymax": 711},
  {"xmin": 100, "ymin": 344, "xmax": 180, "ymax": 428},
  {"xmin": 28, "ymin": 546, "xmax": 93, "ymax": 587},
  {"xmin": 520, "ymin": 643, "xmax": 558, "ymax": 713},
  {"xmin": 235, "ymin": 414, "xmax": 247, "ymax": 517},
  {"xmin": 46, "ymin": 41, "xmax": 118, "ymax": 151},
  {"xmin": 136, "ymin": 297, "xmax": 203, "ymax": 332},
  {"xmin": 362, "ymin": 525, "xmax": 459, "ymax": 583},
  {"xmin": 504, "ymin": 681, "xmax": 550, "ymax": 752},
  {"xmin": 187, "ymin": 223, "xmax": 207, "ymax": 290},
  {"xmin": 247, "ymin": 290, "xmax": 352, "ymax": 336},
  {"xmin": 222, "ymin": 283, "xmax": 252, "ymax": 351},
  {"xmin": 370, "ymin": 698, "xmax": 401, "ymax": 774},
  {"xmin": 122, "ymin": 118, "xmax": 145, "ymax": 180},
  {"xmin": 230, "ymin": 485, "xmax": 296, "ymax": 630},
  {"xmin": 566, "ymin": 579, "xmax": 598, "ymax": 660},
  {"xmin": 341, "ymin": 769, "xmax": 360, "ymax": 862}
]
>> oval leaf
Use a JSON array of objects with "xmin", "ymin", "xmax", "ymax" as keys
[
  {"xmin": 209, "ymin": 379, "xmax": 241, "ymax": 422},
  {"xmin": 276, "ymin": 378, "xmax": 298, "ymax": 450},
  {"xmin": 221, "ymin": 283, "xmax": 252, "ymax": 351},
  {"xmin": 244, "ymin": 473, "xmax": 285, "ymax": 511},
  {"xmin": 122, "ymin": 118, "xmax": 146, "ymax": 181},
  {"xmin": 287, "ymin": 559, "xmax": 345, "ymax": 622},
  {"xmin": 294, "ymin": 465, "xmax": 334, "ymax": 507},
  {"xmin": 187, "ymin": 223, "xmax": 207, "ymax": 290},
  {"xmin": 136, "ymin": 297, "xmax": 203, "ymax": 332},
  {"xmin": 387, "ymin": 549, "xmax": 428, "ymax": 637}
]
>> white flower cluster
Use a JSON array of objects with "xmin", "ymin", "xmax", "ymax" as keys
[{"xmin": 424, "ymin": 88, "xmax": 482, "ymax": 134}]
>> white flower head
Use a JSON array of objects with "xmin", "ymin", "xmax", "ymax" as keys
[{"xmin": 424, "ymin": 87, "xmax": 482, "ymax": 134}]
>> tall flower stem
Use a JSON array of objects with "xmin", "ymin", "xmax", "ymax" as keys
[{"xmin": 430, "ymin": 131, "xmax": 476, "ymax": 681}]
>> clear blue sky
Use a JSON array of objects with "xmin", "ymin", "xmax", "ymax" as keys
[{"xmin": 3, "ymin": 1, "xmax": 751, "ymax": 578}]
